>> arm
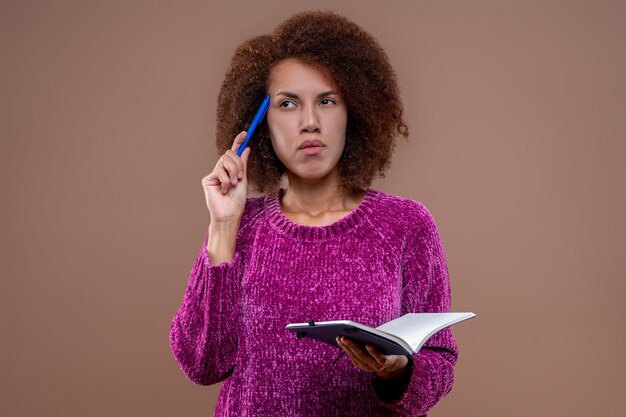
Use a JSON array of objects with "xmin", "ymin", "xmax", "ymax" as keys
[
  {"xmin": 371, "ymin": 204, "xmax": 458, "ymax": 416},
  {"xmin": 168, "ymin": 221, "xmax": 245, "ymax": 385}
]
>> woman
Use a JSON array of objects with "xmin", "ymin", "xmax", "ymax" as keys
[{"xmin": 170, "ymin": 10, "xmax": 458, "ymax": 417}]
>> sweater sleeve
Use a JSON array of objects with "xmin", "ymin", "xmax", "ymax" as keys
[
  {"xmin": 371, "ymin": 203, "xmax": 459, "ymax": 416},
  {"xmin": 169, "ymin": 228, "xmax": 246, "ymax": 386}
]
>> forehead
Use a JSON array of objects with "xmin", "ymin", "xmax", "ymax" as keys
[{"xmin": 267, "ymin": 59, "xmax": 338, "ymax": 92}]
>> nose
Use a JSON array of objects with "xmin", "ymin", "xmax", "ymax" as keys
[{"xmin": 300, "ymin": 104, "xmax": 320, "ymax": 134}]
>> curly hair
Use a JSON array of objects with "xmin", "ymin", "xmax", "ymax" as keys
[{"xmin": 215, "ymin": 10, "xmax": 409, "ymax": 196}]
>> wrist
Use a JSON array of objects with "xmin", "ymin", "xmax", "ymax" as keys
[
  {"xmin": 207, "ymin": 219, "xmax": 241, "ymax": 266},
  {"xmin": 209, "ymin": 217, "xmax": 241, "ymax": 232}
]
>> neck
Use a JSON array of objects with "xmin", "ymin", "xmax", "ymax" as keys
[{"xmin": 282, "ymin": 167, "xmax": 362, "ymax": 216}]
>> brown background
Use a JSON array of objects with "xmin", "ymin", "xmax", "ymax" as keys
[{"xmin": 2, "ymin": 1, "xmax": 624, "ymax": 416}]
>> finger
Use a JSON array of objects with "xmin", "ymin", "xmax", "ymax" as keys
[
  {"xmin": 365, "ymin": 344, "xmax": 389, "ymax": 366},
  {"xmin": 224, "ymin": 150, "xmax": 245, "ymax": 180},
  {"xmin": 341, "ymin": 337, "xmax": 370, "ymax": 360},
  {"xmin": 230, "ymin": 131, "xmax": 248, "ymax": 153},
  {"xmin": 339, "ymin": 336, "xmax": 361, "ymax": 355},
  {"xmin": 337, "ymin": 336, "xmax": 358, "ymax": 358},
  {"xmin": 220, "ymin": 154, "xmax": 241, "ymax": 184},
  {"xmin": 339, "ymin": 337, "xmax": 377, "ymax": 371},
  {"xmin": 337, "ymin": 338, "xmax": 372, "ymax": 371},
  {"xmin": 215, "ymin": 166, "xmax": 231, "ymax": 194},
  {"xmin": 348, "ymin": 354, "xmax": 371, "ymax": 371},
  {"xmin": 349, "ymin": 341, "xmax": 379, "ymax": 368},
  {"xmin": 239, "ymin": 147, "xmax": 250, "ymax": 178},
  {"xmin": 202, "ymin": 172, "xmax": 219, "ymax": 188}
]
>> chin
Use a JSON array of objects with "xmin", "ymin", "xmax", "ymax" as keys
[
  {"xmin": 296, "ymin": 172, "xmax": 330, "ymax": 180},
  {"xmin": 289, "ymin": 167, "xmax": 334, "ymax": 180}
]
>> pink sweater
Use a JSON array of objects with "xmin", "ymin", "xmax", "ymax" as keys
[{"xmin": 169, "ymin": 187, "xmax": 458, "ymax": 416}]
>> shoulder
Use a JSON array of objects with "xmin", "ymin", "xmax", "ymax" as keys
[{"xmin": 368, "ymin": 188, "xmax": 438, "ymax": 235}]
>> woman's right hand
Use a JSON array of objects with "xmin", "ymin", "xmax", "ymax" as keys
[{"xmin": 202, "ymin": 131, "xmax": 251, "ymax": 224}]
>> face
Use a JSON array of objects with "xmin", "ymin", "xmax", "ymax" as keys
[{"xmin": 266, "ymin": 59, "xmax": 348, "ymax": 180}]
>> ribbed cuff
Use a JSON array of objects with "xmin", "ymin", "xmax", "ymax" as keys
[{"xmin": 371, "ymin": 355, "xmax": 414, "ymax": 403}]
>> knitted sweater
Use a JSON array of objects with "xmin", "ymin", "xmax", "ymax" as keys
[{"xmin": 169, "ymin": 187, "xmax": 458, "ymax": 417}]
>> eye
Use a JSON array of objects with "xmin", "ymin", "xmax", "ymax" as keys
[
  {"xmin": 320, "ymin": 98, "xmax": 336, "ymax": 105},
  {"xmin": 279, "ymin": 100, "xmax": 296, "ymax": 108}
]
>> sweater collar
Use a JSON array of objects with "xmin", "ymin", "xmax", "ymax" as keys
[{"xmin": 264, "ymin": 187, "xmax": 378, "ymax": 242}]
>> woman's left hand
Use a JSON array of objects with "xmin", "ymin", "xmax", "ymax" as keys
[{"xmin": 336, "ymin": 336, "xmax": 410, "ymax": 381}]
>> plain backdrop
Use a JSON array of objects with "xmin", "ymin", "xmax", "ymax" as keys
[{"xmin": 1, "ymin": 1, "xmax": 624, "ymax": 416}]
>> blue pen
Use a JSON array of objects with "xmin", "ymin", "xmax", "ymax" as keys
[{"xmin": 237, "ymin": 95, "xmax": 271, "ymax": 157}]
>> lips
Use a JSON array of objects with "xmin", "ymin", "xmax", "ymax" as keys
[{"xmin": 298, "ymin": 139, "xmax": 325, "ymax": 150}]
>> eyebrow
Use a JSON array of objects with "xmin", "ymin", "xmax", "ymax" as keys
[{"xmin": 275, "ymin": 90, "xmax": 339, "ymax": 99}]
